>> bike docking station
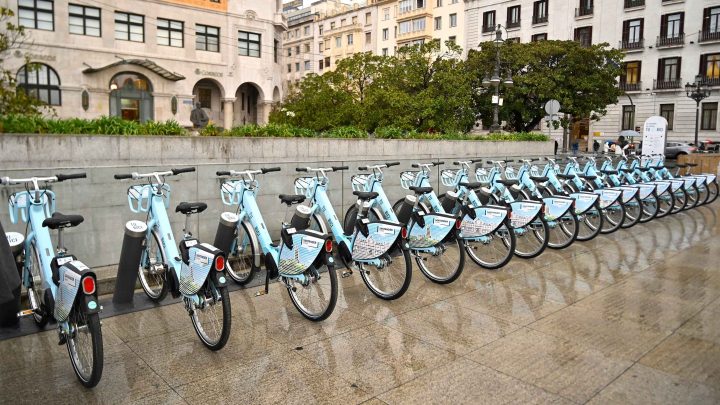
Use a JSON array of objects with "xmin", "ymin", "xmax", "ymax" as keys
[{"xmin": 113, "ymin": 220, "xmax": 147, "ymax": 307}]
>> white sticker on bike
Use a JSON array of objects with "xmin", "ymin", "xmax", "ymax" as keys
[
  {"xmin": 434, "ymin": 218, "xmax": 453, "ymax": 227},
  {"xmin": 301, "ymin": 238, "xmax": 320, "ymax": 249},
  {"xmin": 194, "ymin": 250, "xmax": 212, "ymax": 266},
  {"xmin": 63, "ymin": 270, "xmax": 80, "ymax": 288},
  {"xmin": 378, "ymin": 225, "xmax": 396, "ymax": 235},
  {"xmin": 57, "ymin": 256, "xmax": 73, "ymax": 266}
]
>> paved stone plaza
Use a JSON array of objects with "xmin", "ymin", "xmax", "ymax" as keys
[{"xmin": 1, "ymin": 201, "xmax": 719, "ymax": 404}]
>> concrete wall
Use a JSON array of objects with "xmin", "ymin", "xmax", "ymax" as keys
[{"xmin": 0, "ymin": 134, "xmax": 552, "ymax": 268}]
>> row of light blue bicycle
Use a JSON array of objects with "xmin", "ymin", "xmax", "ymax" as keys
[{"xmin": 2, "ymin": 152, "xmax": 715, "ymax": 388}]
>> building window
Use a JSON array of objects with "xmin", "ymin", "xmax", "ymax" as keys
[
  {"xmin": 341, "ymin": 18, "xmax": 346, "ymax": 26},
  {"xmin": 347, "ymin": 33, "xmax": 353, "ymax": 45},
  {"xmin": 287, "ymin": 64, "xmax": 291, "ymax": 73},
  {"xmin": 574, "ymin": 26, "xmax": 592, "ymax": 47},
  {"xmin": 68, "ymin": 4, "xmax": 100, "ymax": 36},
  {"xmin": 398, "ymin": 17, "xmax": 425, "ymax": 34},
  {"xmin": 383, "ymin": 28, "xmax": 389, "ymax": 40},
  {"xmin": 658, "ymin": 57, "xmax": 681, "ymax": 81},
  {"xmin": 274, "ymin": 39, "xmax": 279, "ymax": 63},
  {"xmin": 659, "ymin": 104, "xmax": 674, "ymax": 130},
  {"xmin": 448, "ymin": 35, "xmax": 456, "ymax": 44},
  {"xmin": 304, "ymin": 25, "xmax": 310, "ymax": 35},
  {"xmin": 533, "ymin": 0, "xmax": 548, "ymax": 24},
  {"xmin": 352, "ymin": 16, "xmax": 357, "ymax": 25},
  {"xmin": 197, "ymin": 88, "xmax": 212, "ymax": 109},
  {"xmin": 621, "ymin": 18, "xmax": 643, "ymax": 49},
  {"xmin": 365, "ymin": 12, "xmax": 372, "ymax": 25},
  {"xmin": 287, "ymin": 48, "xmax": 292, "ymax": 56},
  {"xmin": 330, "ymin": 21, "xmax": 335, "ymax": 29},
  {"xmin": 319, "ymin": 25, "xmax": 324, "ymax": 35},
  {"xmin": 702, "ymin": 102, "xmax": 718, "ymax": 130},
  {"xmin": 295, "ymin": 62, "xmax": 300, "ymax": 72},
  {"xmin": 507, "ymin": 6, "xmax": 520, "ymax": 28},
  {"xmin": 325, "ymin": 56, "xmax": 331, "ymax": 67},
  {"xmin": 304, "ymin": 60, "xmax": 311, "ymax": 71},
  {"xmin": 16, "ymin": 63, "xmax": 61, "ymax": 105},
  {"xmin": 157, "ymin": 18, "xmax": 183, "ymax": 47},
  {"xmin": 483, "ymin": 11, "xmax": 496, "ymax": 32},
  {"xmin": 335, "ymin": 36, "xmax": 341, "ymax": 47},
  {"xmin": 295, "ymin": 45, "xmax": 300, "ymax": 54},
  {"xmin": 531, "ymin": 33, "xmax": 547, "ymax": 41},
  {"xmin": 238, "ymin": 31, "xmax": 261, "ymax": 57},
  {"xmin": 18, "ymin": 0, "xmax": 54, "ymax": 30},
  {"xmin": 621, "ymin": 105, "xmax": 635, "ymax": 130},
  {"xmin": 319, "ymin": 59, "xmax": 324, "ymax": 70},
  {"xmin": 115, "ymin": 12, "xmax": 144, "ymax": 42},
  {"xmin": 620, "ymin": 61, "xmax": 641, "ymax": 91},
  {"xmin": 318, "ymin": 41, "xmax": 323, "ymax": 51},
  {"xmin": 196, "ymin": 24, "xmax": 219, "ymax": 52},
  {"xmin": 383, "ymin": 7, "xmax": 390, "ymax": 20},
  {"xmin": 437, "ymin": 0, "xmax": 442, "ymax": 6},
  {"xmin": 449, "ymin": 13, "xmax": 457, "ymax": 28},
  {"xmin": 701, "ymin": 54, "xmax": 720, "ymax": 84},
  {"xmin": 304, "ymin": 43, "xmax": 310, "ymax": 52},
  {"xmin": 434, "ymin": 17, "xmax": 441, "ymax": 30},
  {"xmin": 660, "ymin": 12, "xmax": 684, "ymax": 39},
  {"xmin": 365, "ymin": 31, "xmax": 371, "ymax": 44}
]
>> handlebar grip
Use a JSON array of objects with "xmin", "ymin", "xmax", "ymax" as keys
[
  {"xmin": 358, "ymin": 166, "xmax": 367, "ymax": 170},
  {"xmin": 56, "ymin": 173, "xmax": 87, "ymax": 181},
  {"xmin": 411, "ymin": 163, "xmax": 420, "ymax": 168},
  {"xmin": 296, "ymin": 167, "xmax": 308, "ymax": 172},
  {"xmin": 114, "ymin": 173, "xmax": 132, "ymax": 180},
  {"xmin": 471, "ymin": 158, "xmax": 483, "ymax": 163},
  {"xmin": 261, "ymin": 167, "xmax": 281, "ymax": 174},
  {"xmin": 172, "ymin": 167, "xmax": 196, "ymax": 175},
  {"xmin": 434, "ymin": 161, "xmax": 445, "ymax": 166},
  {"xmin": 505, "ymin": 160, "xmax": 514, "ymax": 163},
  {"xmin": 531, "ymin": 158, "xmax": 539, "ymax": 161},
  {"xmin": 486, "ymin": 160, "xmax": 494, "ymax": 164},
  {"xmin": 332, "ymin": 166, "xmax": 349, "ymax": 171},
  {"xmin": 452, "ymin": 161, "xmax": 460, "ymax": 165},
  {"xmin": 386, "ymin": 162, "xmax": 400, "ymax": 167},
  {"xmin": 216, "ymin": 171, "xmax": 231, "ymax": 176}
]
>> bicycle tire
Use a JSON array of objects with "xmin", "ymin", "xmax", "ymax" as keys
[
  {"xmin": 28, "ymin": 242, "xmax": 50, "ymax": 327},
  {"xmin": 671, "ymin": 187, "xmax": 687, "ymax": 214},
  {"xmin": 415, "ymin": 232, "xmax": 465, "ymax": 284},
  {"xmin": 696, "ymin": 181, "xmax": 710, "ymax": 206},
  {"xmin": 600, "ymin": 201, "xmax": 625, "ymax": 234},
  {"xmin": 359, "ymin": 241, "xmax": 412, "ymax": 300},
  {"xmin": 465, "ymin": 223, "xmax": 516, "ymax": 269},
  {"xmin": 225, "ymin": 221, "xmax": 256, "ymax": 285},
  {"xmin": 190, "ymin": 283, "xmax": 231, "ymax": 351},
  {"xmin": 287, "ymin": 263, "xmax": 338, "ymax": 321},
  {"xmin": 706, "ymin": 180, "xmax": 719, "ymax": 204},
  {"xmin": 639, "ymin": 193, "xmax": 659, "ymax": 223},
  {"xmin": 655, "ymin": 190, "xmax": 674, "ymax": 218},
  {"xmin": 620, "ymin": 194, "xmax": 642, "ymax": 229},
  {"xmin": 488, "ymin": 193, "xmax": 548, "ymax": 259},
  {"xmin": 67, "ymin": 310, "xmax": 103, "ymax": 387},
  {"xmin": 575, "ymin": 201, "xmax": 603, "ymax": 241},
  {"xmin": 138, "ymin": 230, "xmax": 168, "ymax": 302},
  {"xmin": 684, "ymin": 184, "xmax": 699, "ymax": 210}
]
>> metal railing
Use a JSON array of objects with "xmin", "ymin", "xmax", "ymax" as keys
[
  {"xmin": 482, "ymin": 24, "xmax": 496, "ymax": 33},
  {"xmin": 575, "ymin": 6, "xmax": 593, "ymax": 17},
  {"xmin": 624, "ymin": 0, "xmax": 645, "ymax": 8},
  {"xmin": 506, "ymin": 20, "xmax": 521, "ymax": 29},
  {"xmin": 699, "ymin": 29, "xmax": 720, "ymax": 43},
  {"xmin": 619, "ymin": 81, "xmax": 642, "ymax": 91},
  {"xmin": 656, "ymin": 33, "xmax": 684, "ymax": 47},
  {"xmin": 653, "ymin": 78, "xmax": 682, "ymax": 90},
  {"xmin": 619, "ymin": 38, "xmax": 644, "ymax": 50},
  {"xmin": 702, "ymin": 77, "xmax": 720, "ymax": 86},
  {"xmin": 532, "ymin": 14, "xmax": 548, "ymax": 24}
]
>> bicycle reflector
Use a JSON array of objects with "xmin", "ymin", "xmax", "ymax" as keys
[
  {"xmin": 401, "ymin": 227, "xmax": 408, "ymax": 239},
  {"xmin": 214, "ymin": 255, "xmax": 225, "ymax": 271},
  {"xmin": 325, "ymin": 239, "xmax": 333, "ymax": 253},
  {"xmin": 455, "ymin": 218, "xmax": 463, "ymax": 229},
  {"xmin": 82, "ymin": 276, "xmax": 96, "ymax": 295}
]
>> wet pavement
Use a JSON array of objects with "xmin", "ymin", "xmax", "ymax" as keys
[{"xmin": 1, "ymin": 201, "xmax": 720, "ymax": 404}]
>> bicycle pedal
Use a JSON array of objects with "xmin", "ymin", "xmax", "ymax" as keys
[
  {"xmin": 58, "ymin": 334, "xmax": 67, "ymax": 345},
  {"xmin": 255, "ymin": 290, "xmax": 267, "ymax": 297},
  {"xmin": 341, "ymin": 269, "xmax": 353, "ymax": 278},
  {"xmin": 16, "ymin": 309, "xmax": 34, "ymax": 318}
]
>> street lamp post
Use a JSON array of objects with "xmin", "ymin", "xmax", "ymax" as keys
[
  {"xmin": 481, "ymin": 24, "xmax": 513, "ymax": 133},
  {"xmin": 685, "ymin": 75, "xmax": 711, "ymax": 147}
]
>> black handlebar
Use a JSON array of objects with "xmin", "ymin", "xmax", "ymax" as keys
[
  {"xmin": 358, "ymin": 166, "xmax": 368, "ymax": 170},
  {"xmin": 471, "ymin": 158, "xmax": 483, "ymax": 163},
  {"xmin": 56, "ymin": 173, "xmax": 87, "ymax": 181},
  {"xmin": 216, "ymin": 171, "xmax": 231, "ymax": 176},
  {"xmin": 172, "ymin": 167, "xmax": 195, "ymax": 175},
  {"xmin": 114, "ymin": 173, "xmax": 132, "ymax": 180},
  {"xmin": 332, "ymin": 166, "xmax": 348, "ymax": 171},
  {"xmin": 296, "ymin": 168, "xmax": 308, "ymax": 172},
  {"xmin": 386, "ymin": 162, "xmax": 400, "ymax": 167},
  {"xmin": 262, "ymin": 167, "xmax": 281, "ymax": 174}
]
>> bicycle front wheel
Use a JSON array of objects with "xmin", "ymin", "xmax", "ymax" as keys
[
  {"xmin": 225, "ymin": 222, "xmax": 256, "ymax": 285},
  {"xmin": 514, "ymin": 219, "xmax": 549, "ymax": 259},
  {"xmin": 286, "ymin": 263, "xmax": 338, "ymax": 321},
  {"xmin": 707, "ymin": 181, "xmax": 719, "ymax": 204},
  {"xmin": 576, "ymin": 202, "xmax": 603, "ymax": 241},
  {"xmin": 546, "ymin": 212, "xmax": 578, "ymax": 249},
  {"xmin": 138, "ymin": 230, "xmax": 168, "ymax": 302},
  {"xmin": 190, "ymin": 283, "xmax": 231, "ymax": 350},
  {"xmin": 465, "ymin": 223, "xmax": 516, "ymax": 269},
  {"xmin": 684, "ymin": 184, "xmax": 699, "ymax": 210},
  {"xmin": 696, "ymin": 182, "xmax": 710, "ymax": 206},
  {"xmin": 620, "ymin": 195, "xmax": 642, "ymax": 228},
  {"xmin": 671, "ymin": 188, "xmax": 687, "ymax": 214},
  {"xmin": 415, "ymin": 233, "xmax": 465, "ymax": 284},
  {"xmin": 359, "ymin": 241, "xmax": 412, "ymax": 300},
  {"xmin": 639, "ymin": 193, "xmax": 659, "ymax": 223},
  {"xmin": 28, "ymin": 242, "xmax": 50, "ymax": 327},
  {"xmin": 600, "ymin": 202, "xmax": 625, "ymax": 233},
  {"xmin": 655, "ymin": 190, "xmax": 674, "ymax": 218},
  {"xmin": 67, "ymin": 309, "xmax": 103, "ymax": 387}
]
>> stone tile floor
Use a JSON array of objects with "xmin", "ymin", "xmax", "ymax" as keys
[{"xmin": 1, "ymin": 201, "xmax": 719, "ymax": 404}]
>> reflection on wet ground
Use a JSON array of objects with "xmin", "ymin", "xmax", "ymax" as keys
[{"xmin": 1, "ymin": 202, "xmax": 719, "ymax": 404}]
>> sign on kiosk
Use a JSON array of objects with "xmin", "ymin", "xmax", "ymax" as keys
[{"xmin": 642, "ymin": 116, "xmax": 668, "ymax": 163}]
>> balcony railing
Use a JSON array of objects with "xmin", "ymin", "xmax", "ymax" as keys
[
  {"xmin": 624, "ymin": 0, "xmax": 645, "ymax": 8},
  {"xmin": 699, "ymin": 29, "xmax": 720, "ymax": 43},
  {"xmin": 532, "ymin": 14, "xmax": 548, "ymax": 24},
  {"xmin": 619, "ymin": 39, "xmax": 644, "ymax": 50},
  {"xmin": 506, "ymin": 20, "xmax": 521, "ymax": 29},
  {"xmin": 656, "ymin": 33, "xmax": 684, "ymax": 47},
  {"xmin": 653, "ymin": 78, "xmax": 682, "ymax": 90},
  {"xmin": 619, "ymin": 81, "xmax": 642, "ymax": 92},
  {"xmin": 703, "ymin": 77, "xmax": 720, "ymax": 86},
  {"xmin": 575, "ymin": 7, "xmax": 593, "ymax": 17},
  {"xmin": 482, "ymin": 24, "xmax": 496, "ymax": 33}
]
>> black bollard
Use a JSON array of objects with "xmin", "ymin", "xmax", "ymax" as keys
[
  {"xmin": 213, "ymin": 212, "xmax": 238, "ymax": 255},
  {"xmin": 0, "ymin": 228, "xmax": 23, "ymax": 327},
  {"xmin": 113, "ymin": 220, "xmax": 147, "ymax": 305}
]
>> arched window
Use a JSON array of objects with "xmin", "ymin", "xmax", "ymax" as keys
[{"xmin": 16, "ymin": 64, "xmax": 62, "ymax": 105}]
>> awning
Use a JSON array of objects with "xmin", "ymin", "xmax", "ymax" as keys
[{"xmin": 82, "ymin": 59, "xmax": 185, "ymax": 81}]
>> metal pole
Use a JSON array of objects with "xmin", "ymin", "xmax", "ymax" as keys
[
  {"xmin": 694, "ymin": 100, "xmax": 700, "ymax": 147},
  {"xmin": 491, "ymin": 43, "xmax": 501, "ymax": 132}
]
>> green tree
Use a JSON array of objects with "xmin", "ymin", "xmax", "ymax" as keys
[
  {"xmin": 467, "ymin": 40, "xmax": 624, "ymax": 132},
  {"xmin": 0, "ymin": 7, "xmax": 47, "ymax": 115}
]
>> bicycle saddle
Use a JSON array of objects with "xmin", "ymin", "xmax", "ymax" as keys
[
  {"xmin": 601, "ymin": 170, "xmax": 618, "ymax": 175},
  {"xmin": 459, "ymin": 181, "xmax": 483, "ymax": 190},
  {"xmin": 409, "ymin": 186, "xmax": 433, "ymax": 195},
  {"xmin": 686, "ymin": 163, "xmax": 698, "ymax": 167},
  {"xmin": 530, "ymin": 176, "xmax": 548, "ymax": 182},
  {"xmin": 175, "ymin": 202, "xmax": 208, "ymax": 214},
  {"xmin": 497, "ymin": 179, "xmax": 519, "ymax": 186},
  {"xmin": 353, "ymin": 191, "xmax": 379, "ymax": 200},
  {"xmin": 42, "ymin": 212, "xmax": 84, "ymax": 229},
  {"xmin": 476, "ymin": 187, "xmax": 493, "ymax": 199},
  {"xmin": 556, "ymin": 174, "xmax": 575, "ymax": 180},
  {"xmin": 578, "ymin": 174, "xmax": 597, "ymax": 180},
  {"xmin": 619, "ymin": 168, "xmax": 633, "ymax": 173},
  {"xmin": 638, "ymin": 167, "xmax": 651, "ymax": 172},
  {"xmin": 278, "ymin": 194, "xmax": 306, "ymax": 205}
]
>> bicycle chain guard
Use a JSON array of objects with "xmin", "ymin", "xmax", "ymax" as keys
[{"xmin": 407, "ymin": 212, "xmax": 455, "ymax": 248}]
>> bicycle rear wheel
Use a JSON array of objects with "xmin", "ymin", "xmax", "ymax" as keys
[
  {"xmin": 359, "ymin": 241, "xmax": 412, "ymax": 300},
  {"xmin": 514, "ymin": 219, "xmax": 549, "ymax": 258},
  {"xmin": 576, "ymin": 202, "xmax": 603, "ymax": 241},
  {"xmin": 67, "ymin": 309, "xmax": 103, "ymax": 387},
  {"xmin": 225, "ymin": 222, "xmax": 256, "ymax": 285},
  {"xmin": 465, "ymin": 223, "xmax": 516, "ymax": 269},
  {"xmin": 546, "ymin": 212, "xmax": 578, "ymax": 249},
  {"xmin": 286, "ymin": 263, "xmax": 338, "ymax": 321},
  {"xmin": 190, "ymin": 282, "xmax": 231, "ymax": 350},
  {"xmin": 28, "ymin": 242, "xmax": 50, "ymax": 327},
  {"xmin": 639, "ymin": 194, "xmax": 659, "ymax": 223},
  {"xmin": 621, "ymin": 195, "xmax": 642, "ymax": 228},
  {"xmin": 600, "ymin": 202, "xmax": 625, "ymax": 234},
  {"xmin": 138, "ymin": 230, "xmax": 168, "ymax": 302},
  {"xmin": 415, "ymin": 234, "xmax": 465, "ymax": 284}
]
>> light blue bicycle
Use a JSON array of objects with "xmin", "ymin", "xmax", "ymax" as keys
[
  {"xmin": 295, "ymin": 165, "xmax": 412, "ymax": 300},
  {"xmin": 215, "ymin": 168, "xmax": 337, "ymax": 321},
  {"xmin": 114, "ymin": 168, "xmax": 231, "ymax": 350},
  {"xmin": 1, "ymin": 173, "xmax": 103, "ymax": 387}
]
